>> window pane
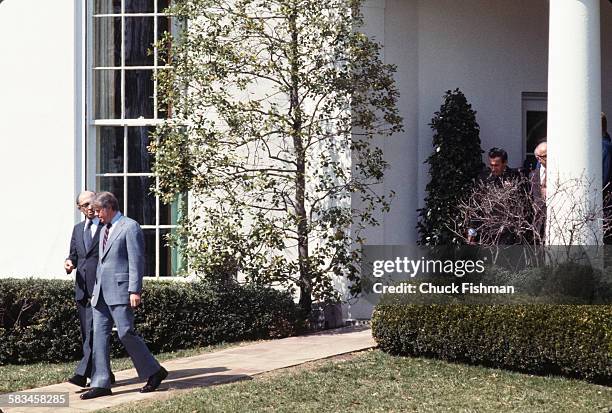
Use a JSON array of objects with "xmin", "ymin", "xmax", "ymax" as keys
[
  {"xmin": 125, "ymin": 70, "xmax": 154, "ymax": 119},
  {"xmin": 127, "ymin": 176, "xmax": 156, "ymax": 225},
  {"xmin": 94, "ymin": 70, "xmax": 121, "ymax": 119},
  {"xmin": 157, "ymin": 0, "xmax": 171, "ymax": 13},
  {"xmin": 159, "ymin": 200, "xmax": 173, "ymax": 226},
  {"xmin": 156, "ymin": 73, "xmax": 169, "ymax": 118},
  {"xmin": 94, "ymin": 0, "xmax": 121, "ymax": 14},
  {"xmin": 97, "ymin": 127, "xmax": 124, "ymax": 173},
  {"xmin": 128, "ymin": 127, "xmax": 153, "ymax": 173},
  {"xmin": 94, "ymin": 17, "xmax": 121, "ymax": 67},
  {"xmin": 156, "ymin": 17, "xmax": 172, "ymax": 67},
  {"xmin": 126, "ymin": 0, "xmax": 154, "ymax": 13},
  {"xmin": 160, "ymin": 193, "xmax": 186, "ymax": 225},
  {"xmin": 125, "ymin": 17, "xmax": 154, "ymax": 66},
  {"xmin": 143, "ymin": 229, "xmax": 156, "ymax": 276},
  {"xmin": 97, "ymin": 176, "xmax": 125, "ymax": 211},
  {"xmin": 160, "ymin": 228, "xmax": 181, "ymax": 276}
]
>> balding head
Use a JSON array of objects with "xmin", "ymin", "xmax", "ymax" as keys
[
  {"xmin": 534, "ymin": 141, "xmax": 547, "ymax": 167},
  {"xmin": 77, "ymin": 190, "xmax": 96, "ymax": 219}
]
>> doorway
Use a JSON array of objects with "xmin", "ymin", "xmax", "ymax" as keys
[{"xmin": 522, "ymin": 92, "xmax": 547, "ymax": 170}]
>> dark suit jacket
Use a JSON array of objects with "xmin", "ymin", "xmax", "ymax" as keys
[
  {"xmin": 530, "ymin": 166, "xmax": 546, "ymax": 241},
  {"xmin": 68, "ymin": 220, "xmax": 102, "ymax": 301},
  {"xmin": 530, "ymin": 166, "xmax": 544, "ymax": 203}
]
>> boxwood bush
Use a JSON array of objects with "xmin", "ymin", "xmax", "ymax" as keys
[
  {"xmin": 372, "ymin": 304, "xmax": 612, "ymax": 383},
  {"xmin": 0, "ymin": 278, "xmax": 300, "ymax": 365}
]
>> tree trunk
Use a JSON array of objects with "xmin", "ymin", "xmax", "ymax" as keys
[{"xmin": 289, "ymin": 7, "xmax": 312, "ymax": 319}]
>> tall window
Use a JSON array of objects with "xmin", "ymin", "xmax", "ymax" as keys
[{"xmin": 87, "ymin": 0, "xmax": 183, "ymax": 276}]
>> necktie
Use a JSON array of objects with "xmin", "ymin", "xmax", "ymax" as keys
[
  {"xmin": 103, "ymin": 223, "xmax": 112, "ymax": 252},
  {"xmin": 84, "ymin": 220, "xmax": 93, "ymax": 251}
]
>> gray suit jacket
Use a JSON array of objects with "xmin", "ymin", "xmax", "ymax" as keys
[{"xmin": 91, "ymin": 215, "xmax": 145, "ymax": 307}]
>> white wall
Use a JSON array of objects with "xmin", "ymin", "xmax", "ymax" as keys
[
  {"xmin": 356, "ymin": 0, "xmax": 420, "ymax": 247},
  {"xmin": 347, "ymin": 0, "xmax": 420, "ymax": 319},
  {"xmin": 0, "ymin": 1, "xmax": 81, "ymax": 276}
]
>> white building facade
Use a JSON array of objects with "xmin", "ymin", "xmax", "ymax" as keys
[{"xmin": 0, "ymin": 1, "xmax": 610, "ymax": 284}]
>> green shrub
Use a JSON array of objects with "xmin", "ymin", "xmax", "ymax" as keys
[
  {"xmin": 372, "ymin": 304, "xmax": 612, "ymax": 383},
  {"xmin": 417, "ymin": 89, "xmax": 484, "ymax": 245},
  {"xmin": 0, "ymin": 278, "xmax": 300, "ymax": 365}
]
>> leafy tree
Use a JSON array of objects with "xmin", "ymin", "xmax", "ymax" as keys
[
  {"xmin": 152, "ymin": 0, "xmax": 403, "ymax": 318},
  {"xmin": 417, "ymin": 89, "xmax": 483, "ymax": 245}
]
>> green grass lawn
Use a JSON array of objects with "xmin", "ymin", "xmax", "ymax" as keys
[
  {"xmin": 102, "ymin": 350, "xmax": 611, "ymax": 413},
  {"xmin": 0, "ymin": 342, "xmax": 247, "ymax": 394}
]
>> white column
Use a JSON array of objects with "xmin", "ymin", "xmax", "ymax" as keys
[{"xmin": 547, "ymin": 0, "xmax": 602, "ymax": 245}]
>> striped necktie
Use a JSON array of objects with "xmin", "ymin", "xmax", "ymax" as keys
[{"xmin": 103, "ymin": 223, "xmax": 112, "ymax": 251}]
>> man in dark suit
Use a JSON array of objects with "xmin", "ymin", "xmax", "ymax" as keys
[
  {"xmin": 80, "ymin": 192, "xmax": 167, "ymax": 400},
  {"xmin": 530, "ymin": 141, "xmax": 547, "ymax": 242},
  {"xmin": 467, "ymin": 147, "xmax": 524, "ymax": 244},
  {"xmin": 64, "ymin": 191, "xmax": 114, "ymax": 387}
]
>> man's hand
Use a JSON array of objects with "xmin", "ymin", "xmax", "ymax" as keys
[
  {"xmin": 64, "ymin": 259, "xmax": 75, "ymax": 274},
  {"xmin": 130, "ymin": 293, "xmax": 141, "ymax": 308}
]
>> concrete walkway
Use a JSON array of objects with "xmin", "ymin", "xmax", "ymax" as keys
[{"xmin": 2, "ymin": 326, "xmax": 375, "ymax": 413}]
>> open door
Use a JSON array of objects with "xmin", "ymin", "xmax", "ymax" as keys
[{"xmin": 522, "ymin": 92, "xmax": 548, "ymax": 170}]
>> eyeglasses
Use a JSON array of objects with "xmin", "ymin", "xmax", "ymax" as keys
[
  {"xmin": 535, "ymin": 154, "xmax": 547, "ymax": 160},
  {"xmin": 77, "ymin": 202, "xmax": 93, "ymax": 209}
]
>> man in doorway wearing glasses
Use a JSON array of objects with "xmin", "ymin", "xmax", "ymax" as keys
[
  {"xmin": 64, "ymin": 191, "xmax": 114, "ymax": 388},
  {"xmin": 530, "ymin": 141, "xmax": 547, "ymax": 242}
]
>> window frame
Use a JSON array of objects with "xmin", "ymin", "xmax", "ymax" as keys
[{"xmin": 85, "ymin": 0, "xmax": 180, "ymax": 277}]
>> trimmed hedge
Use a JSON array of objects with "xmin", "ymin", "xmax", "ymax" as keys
[
  {"xmin": 372, "ymin": 304, "xmax": 612, "ymax": 383},
  {"xmin": 0, "ymin": 278, "xmax": 300, "ymax": 365}
]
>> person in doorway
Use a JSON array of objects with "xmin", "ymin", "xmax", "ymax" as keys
[
  {"xmin": 478, "ymin": 147, "xmax": 521, "ymax": 186},
  {"xmin": 530, "ymin": 141, "xmax": 547, "ymax": 242}
]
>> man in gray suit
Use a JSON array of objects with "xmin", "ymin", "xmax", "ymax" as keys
[
  {"xmin": 80, "ymin": 192, "xmax": 167, "ymax": 399},
  {"xmin": 65, "ymin": 191, "xmax": 115, "ymax": 387}
]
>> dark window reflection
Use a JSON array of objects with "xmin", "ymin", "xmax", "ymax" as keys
[
  {"xmin": 128, "ymin": 127, "xmax": 153, "ymax": 173},
  {"xmin": 157, "ymin": 17, "xmax": 171, "ymax": 66},
  {"xmin": 526, "ymin": 111, "xmax": 547, "ymax": 170},
  {"xmin": 143, "ymin": 229, "xmax": 156, "ymax": 277},
  {"xmin": 94, "ymin": 0, "xmax": 121, "ymax": 14},
  {"xmin": 97, "ymin": 176, "xmax": 125, "ymax": 211},
  {"xmin": 127, "ymin": 176, "xmax": 156, "ymax": 225},
  {"xmin": 95, "ymin": 70, "xmax": 122, "ymax": 119},
  {"xmin": 160, "ymin": 194, "xmax": 185, "ymax": 225},
  {"xmin": 94, "ymin": 17, "xmax": 121, "ymax": 67},
  {"xmin": 157, "ymin": 0, "xmax": 170, "ymax": 13},
  {"xmin": 125, "ymin": 17, "xmax": 154, "ymax": 66},
  {"xmin": 159, "ymin": 200, "xmax": 173, "ymax": 226},
  {"xmin": 126, "ymin": 0, "xmax": 154, "ymax": 13},
  {"xmin": 159, "ymin": 228, "xmax": 172, "ymax": 276},
  {"xmin": 97, "ymin": 127, "xmax": 124, "ymax": 173},
  {"xmin": 125, "ymin": 70, "xmax": 154, "ymax": 118}
]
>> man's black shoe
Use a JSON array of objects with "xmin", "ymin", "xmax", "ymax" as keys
[
  {"xmin": 140, "ymin": 367, "xmax": 168, "ymax": 393},
  {"xmin": 68, "ymin": 374, "xmax": 87, "ymax": 387},
  {"xmin": 79, "ymin": 387, "xmax": 112, "ymax": 400}
]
